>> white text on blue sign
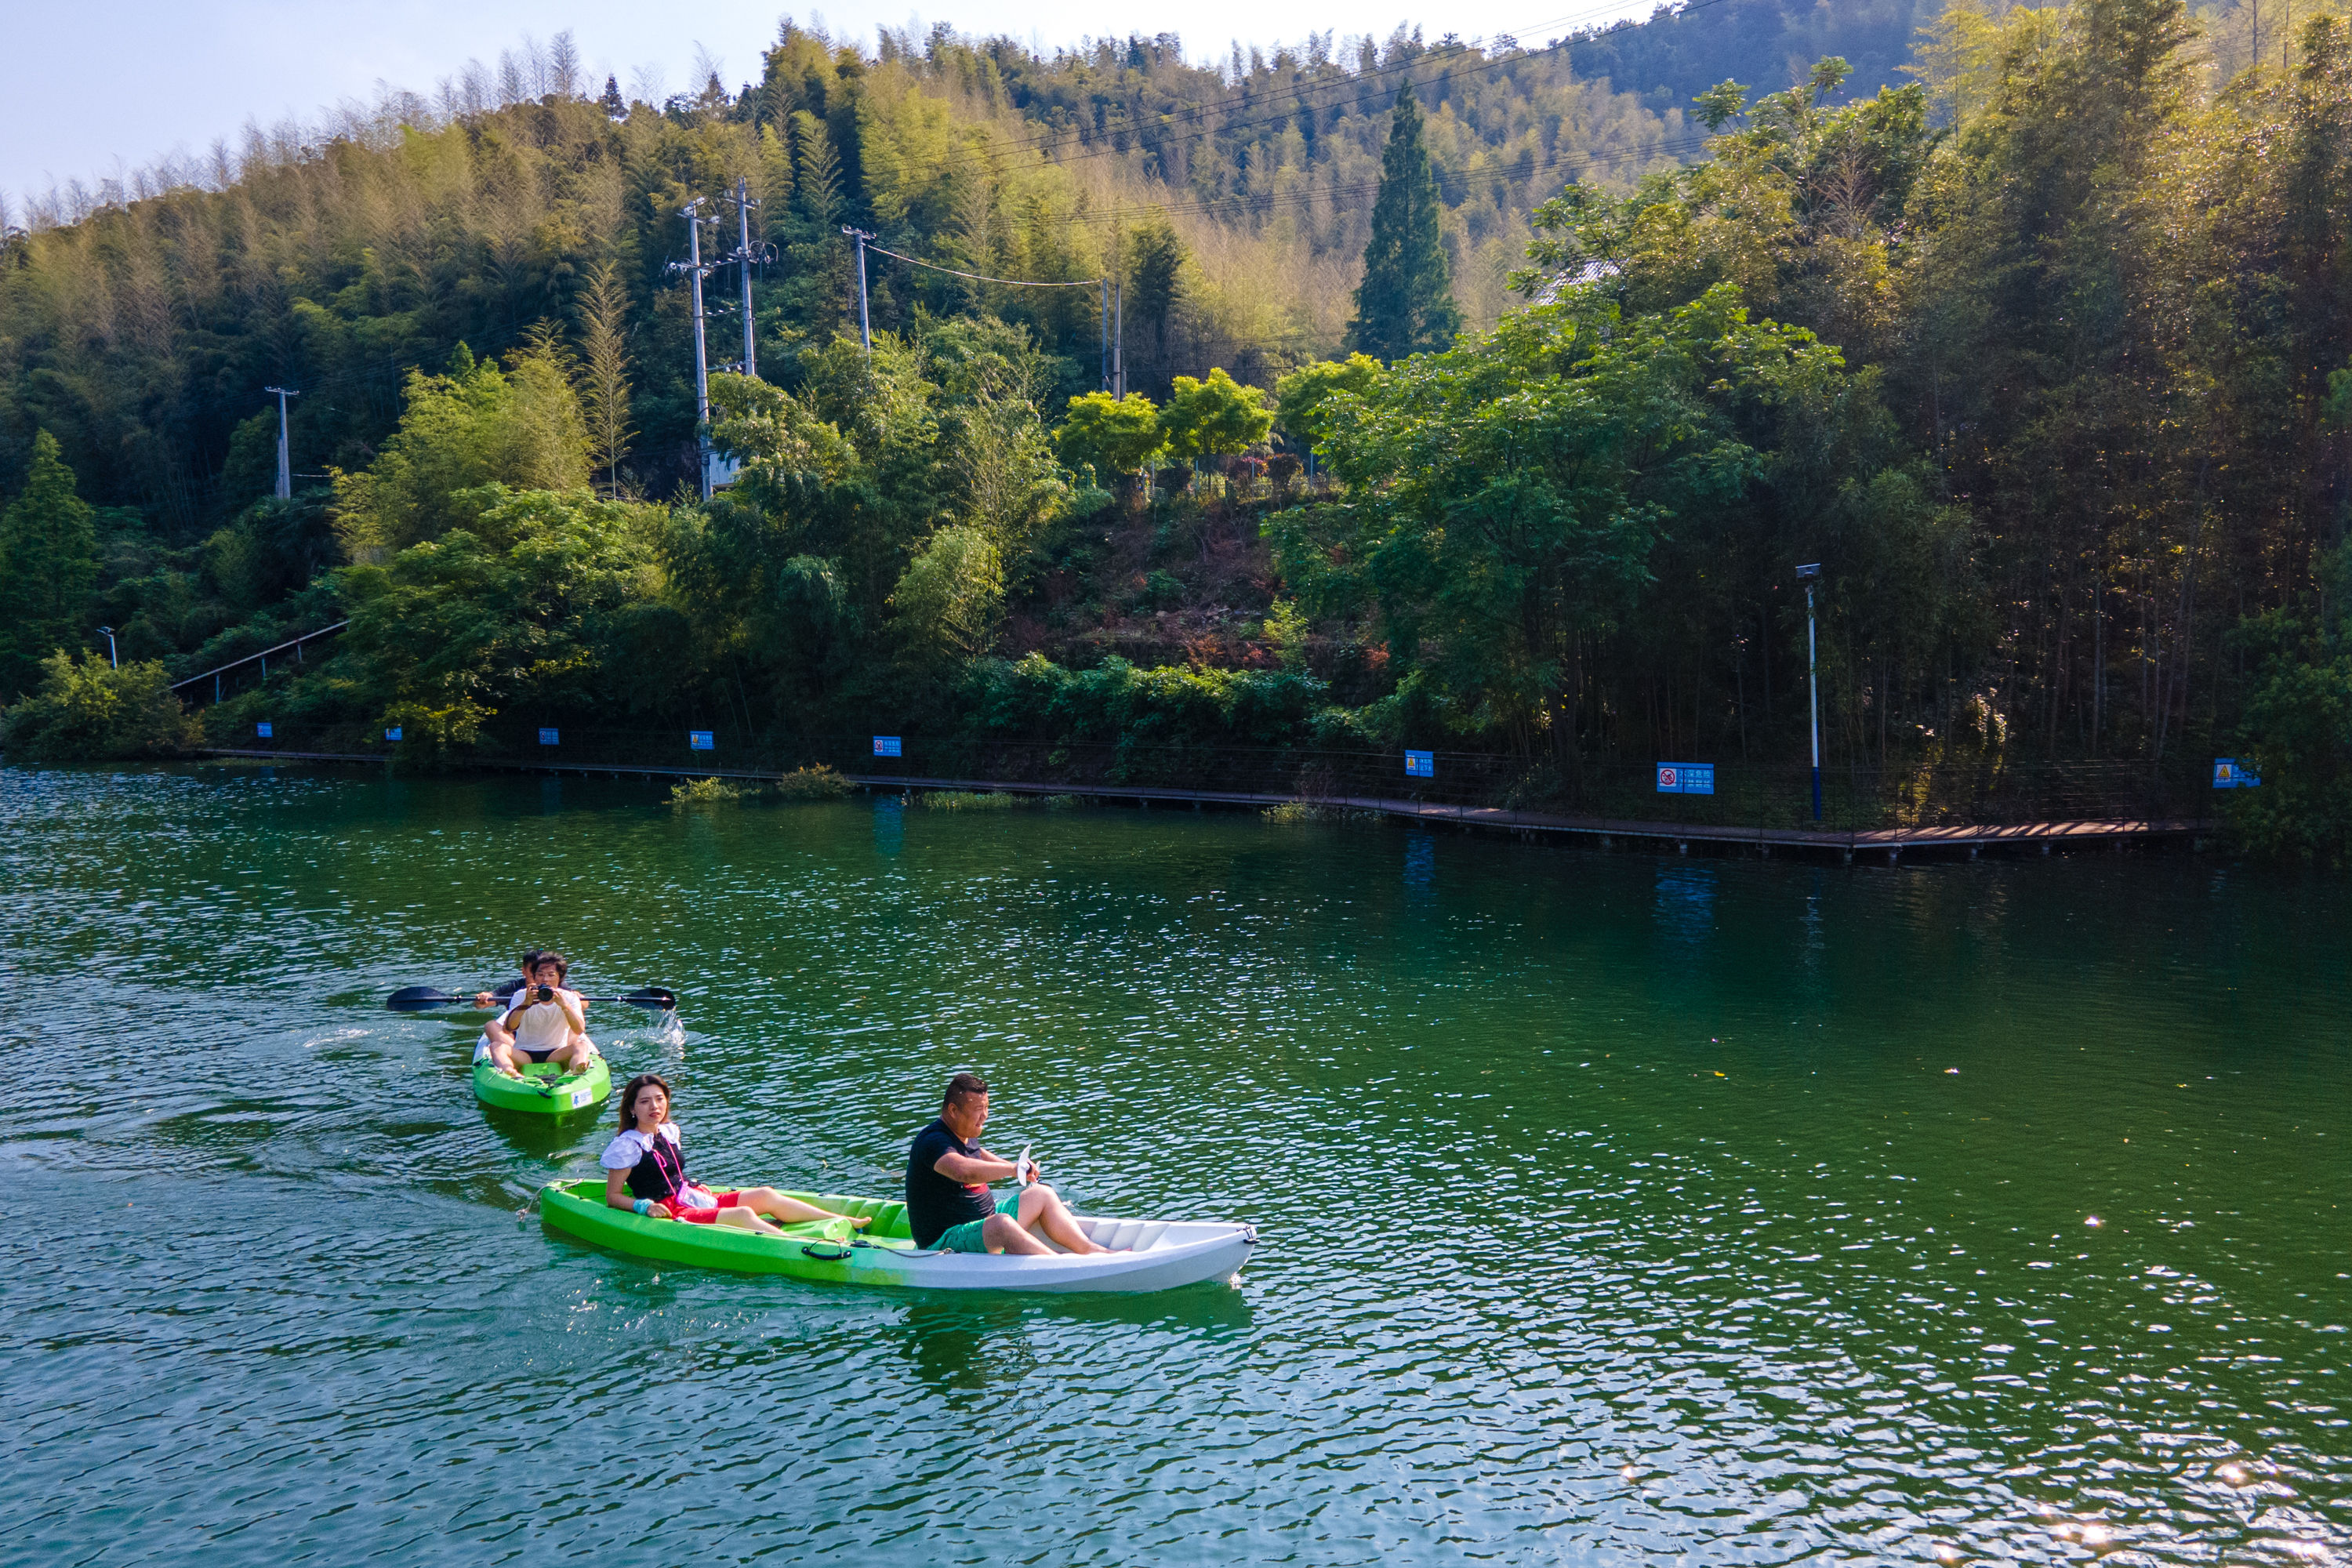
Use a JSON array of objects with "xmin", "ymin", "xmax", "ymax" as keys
[
  {"xmin": 1657, "ymin": 763, "xmax": 1715, "ymax": 795},
  {"xmin": 1404, "ymin": 750, "xmax": 1435, "ymax": 778},
  {"xmin": 873, "ymin": 735, "xmax": 903, "ymax": 757}
]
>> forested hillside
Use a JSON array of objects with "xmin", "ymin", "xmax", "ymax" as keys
[{"xmin": 2, "ymin": 0, "xmax": 2349, "ymax": 851}]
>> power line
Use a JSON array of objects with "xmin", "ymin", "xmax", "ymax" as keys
[{"xmin": 865, "ymin": 242, "xmax": 1102, "ymax": 288}]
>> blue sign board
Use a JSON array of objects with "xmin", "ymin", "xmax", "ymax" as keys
[
  {"xmin": 1404, "ymin": 750, "xmax": 1435, "ymax": 779},
  {"xmin": 1657, "ymin": 762, "xmax": 1715, "ymax": 795},
  {"xmin": 873, "ymin": 735, "xmax": 903, "ymax": 758},
  {"xmin": 688, "ymin": 731, "xmax": 714, "ymax": 751},
  {"xmin": 539, "ymin": 728, "xmax": 559, "ymax": 746},
  {"xmin": 2213, "ymin": 757, "xmax": 2261, "ymax": 789},
  {"xmin": 256, "ymin": 721, "xmax": 273, "ymax": 739},
  {"xmin": 383, "ymin": 726, "xmax": 403, "ymax": 742}
]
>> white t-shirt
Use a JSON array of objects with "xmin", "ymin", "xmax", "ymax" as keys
[
  {"xmin": 600, "ymin": 1123, "xmax": 717, "ymax": 1209},
  {"xmin": 507, "ymin": 986, "xmax": 586, "ymax": 1050}
]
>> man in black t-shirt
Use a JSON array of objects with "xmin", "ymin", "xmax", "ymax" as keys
[{"xmin": 905, "ymin": 1072, "xmax": 1108, "ymax": 1255}]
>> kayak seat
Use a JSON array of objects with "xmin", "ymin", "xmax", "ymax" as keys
[{"xmin": 1077, "ymin": 1218, "xmax": 1168, "ymax": 1253}]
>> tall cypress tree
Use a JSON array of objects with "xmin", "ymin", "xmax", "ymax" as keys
[
  {"xmin": 0, "ymin": 430, "xmax": 100, "ymax": 699},
  {"xmin": 1348, "ymin": 82, "xmax": 1461, "ymax": 361}
]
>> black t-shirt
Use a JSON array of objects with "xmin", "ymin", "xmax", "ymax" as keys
[{"xmin": 906, "ymin": 1118, "xmax": 996, "ymax": 1247}]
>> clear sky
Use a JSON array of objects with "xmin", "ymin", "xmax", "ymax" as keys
[{"xmin": 2, "ymin": 0, "xmax": 1657, "ymax": 216}]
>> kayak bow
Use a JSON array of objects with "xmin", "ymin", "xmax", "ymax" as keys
[{"xmin": 470, "ymin": 1033, "xmax": 612, "ymax": 1116}]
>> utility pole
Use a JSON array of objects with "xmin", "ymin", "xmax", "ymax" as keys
[
  {"xmin": 1100, "ymin": 278, "xmax": 1110, "ymax": 392},
  {"xmin": 668, "ymin": 200, "xmax": 716, "ymax": 500},
  {"xmin": 732, "ymin": 176, "xmax": 761, "ymax": 379},
  {"xmin": 1112, "ymin": 278, "xmax": 1123, "ymax": 398},
  {"xmin": 1798, "ymin": 562, "xmax": 1823, "ymax": 822},
  {"xmin": 264, "ymin": 386, "xmax": 299, "ymax": 499},
  {"xmin": 96, "ymin": 626, "xmax": 118, "ymax": 668},
  {"xmin": 842, "ymin": 227, "xmax": 875, "ymax": 355}
]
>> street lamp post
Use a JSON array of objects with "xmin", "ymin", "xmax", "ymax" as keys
[
  {"xmin": 1796, "ymin": 564, "xmax": 1822, "ymax": 822},
  {"xmin": 96, "ymin": 626, "xmax": 118, "ymax": 668}
]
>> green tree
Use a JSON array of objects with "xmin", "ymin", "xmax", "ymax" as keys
[
  {"xmin": 0, "ymin": 430, "xmax": 101, "ymax": 698},
  {"xmin": 332, "ymin": 343, "xmax": 591, "ymax": 561},
  {"xmin": 1273, "ymin": 354, "xmax": 1385, "ymax": 452},
  {"xmin": 1347, "ymin": 82, "xmax": 1461, "ymax": 362},
  {"xmin": 951, "ymin": 375, "xmax": 1067, "ymax": 566},
  {"xmin": 1157, "ymin": 368, "xmax": 1274, "ymax": 463},
  {"xmin": 336, "ymin": 487, "xmax": 667, "ymax": 752},
  {"xmin": 893, "ymin": 524, "xmax": 1003, "ymax": 666},
  {"xmin": 1127, "ymin": 213, "xmax": 1187, "ymax": 391},
  {"xmin": 1274, "ymin": 286, "xmax": 1856, "ymax": 756},
  {"xmin": 575, "ymin": 264, "xmax": 636, "ymax": 499},
  {"xmin": 1054, "ymin": 391, "xmax": 1165, "ymax": 480},
  {"xmin": 0, "ymin": 652, "xmax": 195, "ymax": 760}
]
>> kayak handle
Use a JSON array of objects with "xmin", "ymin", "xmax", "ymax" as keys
[{"xmin": 800, "ymin": 1241, "xmax": 853, "ymax": 1261}]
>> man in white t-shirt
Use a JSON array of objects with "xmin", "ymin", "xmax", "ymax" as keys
[{"xmin": 486, "ymin": 951, "xmax": 597, "ymax": 1079}]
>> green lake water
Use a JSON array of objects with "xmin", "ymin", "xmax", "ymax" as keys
[{"xmin": 5, "ymin": 763, "xmax": 2349, "ymax": 1565}]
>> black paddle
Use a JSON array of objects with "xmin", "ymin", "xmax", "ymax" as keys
[{"xmin": 386, "ymin": 985, "xmax": 678, "ymax": 1012}]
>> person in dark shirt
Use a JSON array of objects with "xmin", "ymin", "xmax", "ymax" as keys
[{"xmin": 905, "ymin": 1072, "xmax": 1108, "ymax": 1254}]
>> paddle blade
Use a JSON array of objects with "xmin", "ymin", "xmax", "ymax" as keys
[
  {"xmin": 386, "ymin": 986, "xmax": 461, "ymax": 1011},
  {"xmin": 619, "ymin": 987, "xmax": 678, "ymax": 1011}
]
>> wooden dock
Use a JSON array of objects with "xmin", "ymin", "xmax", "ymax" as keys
[{"xmin": 195, "ymin": 749, "xmax": 2209, "ymax": 859}]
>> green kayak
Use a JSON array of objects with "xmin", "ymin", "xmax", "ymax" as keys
[
  {"xmin": 538, "ymin": 1179, "xmax": 1258, "ymax": 1293},
  {"xmin": 471, "ymin": 1048, "xmax": 612, "ymax": 1116}
]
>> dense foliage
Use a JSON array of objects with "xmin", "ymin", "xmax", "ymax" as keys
[{"xmin": 3, "ymin": 0, "xmax": 2350, "ymax": 852}]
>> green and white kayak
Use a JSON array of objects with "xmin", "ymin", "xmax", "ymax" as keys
[
  {"xmin": 537, "ymin": 1180, "xmax": 1256, "ymax": 1294},
  {"xmin": 471, "ymin": 1036, "xmax": 612, "ymax": 1116}
]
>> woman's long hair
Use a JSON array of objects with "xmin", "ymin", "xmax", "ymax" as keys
[{"xmin": 618, "ymin": 1073, "xmax": 672, "ymax": 1134}]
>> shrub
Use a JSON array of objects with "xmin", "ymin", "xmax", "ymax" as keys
[
  {"xmin": 1263, "ymin": 800, "xmax": 1382, "ymax": 825},
  {"xmin": 774, "ymin": 764, "xmax": 851, "ymax": 800},
  {"xmin": 921, "ymin": 789, "xmax": 1018, "ymax": 810},
  {"xmin": 0, "ymin": 653, "xmax": 198, "ymax": 762},
  {"xmin": 670, "ymin": 776, "xmax": 742, "ymax": 806}
]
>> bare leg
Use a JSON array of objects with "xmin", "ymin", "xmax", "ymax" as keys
[
  {"xmin": 714, "ymin": 1207, "xmax": 784, "ymax": 1236},
  {"xmin": 737, "ymin": 1187, "xmax": 870, "ymax": 1229},
  {"xmin": 1017, "ymin": 1184, "xmax": 1107, "ymax": 1254},
  {"xmin": 979, "ymin": 1212, "xmax": 1054, "ymax": 1255},
  {"xmin": 488, "ymin": 1041, "xmax": 527, "ymax": 1079}
]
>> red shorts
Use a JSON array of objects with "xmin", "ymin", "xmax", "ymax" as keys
[{"xmin": 667, "ymin": 1189, "xmax": 741, "ymax": 1223}]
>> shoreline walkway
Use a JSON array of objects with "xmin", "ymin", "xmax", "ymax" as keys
[{"xmin": 195, "ymin": 748, "xmax": 2209, "ymax": 860}]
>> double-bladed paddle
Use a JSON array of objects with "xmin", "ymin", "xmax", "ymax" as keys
[{"xmin": 385, "ymin": 985, "xmax": 678, "ymax": 1012}]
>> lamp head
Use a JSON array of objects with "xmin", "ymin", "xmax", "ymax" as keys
[{"xmin": 1795, "ymin": 562, "xmax": 1821, "ymax": 582}]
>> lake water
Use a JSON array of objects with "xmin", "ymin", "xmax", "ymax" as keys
[{"xmin": 5, "ymin": 764, "xmax": 2349, "ymax": 1566}]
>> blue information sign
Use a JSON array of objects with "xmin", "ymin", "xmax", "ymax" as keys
[
  {"xmin": 688, "ymin": 731, "xmax": 714, "ymax": 751},
  {"xmin": 1404, "ymin": 750, "xmax": 1434, "ymax": 779},
  {"xmin": 873, "ymin": 735, "xmax": 903, "ymax": 757},
  {"xmin": 2213, "ymin": 757, "xmax": 2261, "ymax": 789},
  {"xmin": 539, "ymin": 728, "xmax": 559, "ymax": 746},
  {"xmin": 1656, "ymin": 762, "xmax": 1715, "ymax": 795},
  {"xmin": 383, "ymin": 726, "xmax": 403, "ymax": 742},
  {"xmin": 256, "ymin": 721, "xmax": 273, "ymax": 739}
]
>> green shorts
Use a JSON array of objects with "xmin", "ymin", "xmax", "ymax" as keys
[{"xmin": 935, "ymin": 1193, "xmax": 1025, "ymax": 1254}]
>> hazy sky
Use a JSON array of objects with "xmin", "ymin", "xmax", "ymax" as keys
[{"xmin": 2, "ymin": 0, "xmax": 1657, "ymax": 213}]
